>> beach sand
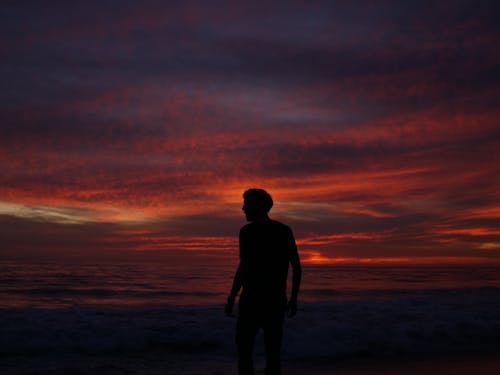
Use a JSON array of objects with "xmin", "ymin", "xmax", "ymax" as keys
[
  {"xmin": 287, "ymin": 354, "xmax": 500, "ymax": 375},
  {"xmin": 3, "ymin": 352, "xmax": 500, "ymax": 375}
]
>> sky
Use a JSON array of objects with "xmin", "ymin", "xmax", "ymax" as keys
[{"xmin": 1, "ymin": 0, "xmax": 500, "ymax": 263}]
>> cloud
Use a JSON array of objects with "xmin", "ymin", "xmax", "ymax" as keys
[{"xmin": 1, "ymin": 1, "xmax": 500, "ymax": 261}]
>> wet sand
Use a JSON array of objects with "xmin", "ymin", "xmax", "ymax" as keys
[
  {"xmin": 3, "ymin": 352, "xmax": 500, "ymax": 375},
  {"xmin": 287, "ymin": 354, "xmax": 500, "ymax": 375}
]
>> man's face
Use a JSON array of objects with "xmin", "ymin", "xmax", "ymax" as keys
[{"xmin": 242, "ymin": 198, "xmax": 259, "ymax": 222}]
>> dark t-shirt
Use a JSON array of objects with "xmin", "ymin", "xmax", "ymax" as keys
[{"xmin": 238, "ymin": 219, "xmax": 298, "ymax": 313}]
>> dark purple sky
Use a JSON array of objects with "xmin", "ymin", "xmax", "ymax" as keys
[{"xmin": 1, "ymin": 1, "xmax": 500, "ymax": 263}]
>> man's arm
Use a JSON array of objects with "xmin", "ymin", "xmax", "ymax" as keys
[
  {"xmin": 225, "ymin": 227, "xmax": 248, "ymax": 317},
  {"xmin": 290, "ymin": 253, "xmax": 302, "ymax": 302},
  {"xmin": 287, "ymin": 229, "xmax": 302, "ymax": 318},
  {"xmin": 225, "ymin": 261, "xmax": 246, "ymax": 316}
]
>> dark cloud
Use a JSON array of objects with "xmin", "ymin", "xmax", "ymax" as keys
[{"xmin": 1, "ymin": 1, "xmax": 500, "ymax": 260}]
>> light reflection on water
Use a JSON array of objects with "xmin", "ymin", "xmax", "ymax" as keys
[{"xmin": 1, "ymin": 261, "xmax": 500, "ymax": 308}]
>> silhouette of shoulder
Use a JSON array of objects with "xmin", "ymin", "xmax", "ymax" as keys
[
  {"xmin": 239, "ymin": 219, "xmax": 291, "ymax": 234},
  {"xmin": 239, "ymin": 220, "xmax": 295, "ymax": 260}
]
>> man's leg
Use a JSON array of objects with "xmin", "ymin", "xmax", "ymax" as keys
[
  {"xmin": 236, "ymin": 315, "xmax": 259, "ymax": 375},
  {"xmin": 262, "ymin": 313, "xmax": 284, "ymax": 375}
]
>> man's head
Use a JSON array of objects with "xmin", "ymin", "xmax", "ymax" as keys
[{"xmin": 242, "ymin": 188, "xmax": 273, "ymax": 222}]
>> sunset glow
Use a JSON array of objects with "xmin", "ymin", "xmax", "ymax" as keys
[{"xmin": 1, "ymin": 1, "xmax": 499, "ymax": 263}]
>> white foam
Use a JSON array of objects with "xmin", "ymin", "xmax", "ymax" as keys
[{"xmin": 1, "ymin": 287, "xmax": 499, "ymax": 359}]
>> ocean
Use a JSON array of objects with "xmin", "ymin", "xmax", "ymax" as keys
[{"xmin": 1, "ymin": 260, "xmax": 500, "ymax": 374}]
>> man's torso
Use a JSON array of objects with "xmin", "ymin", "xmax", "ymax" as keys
[{"xmin": 239, "ymin": 220, "xmax": 294, "ymax": 312}]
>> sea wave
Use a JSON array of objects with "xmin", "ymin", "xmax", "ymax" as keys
[
  {"xmin": 3, "ymin": 287, "xmax": 220, "ymax": 298},
  {"xmin": 1, "ymin": 286, "xmax": 500, "ymax": 360}
]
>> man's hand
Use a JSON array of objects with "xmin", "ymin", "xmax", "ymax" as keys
[
  {"xmin": 286, "ymin": 299, "xmax": 298, "ymax": 318},
  {"xmin": 225, "ymin": 295, "xmax": 236, "ymax": 317}
]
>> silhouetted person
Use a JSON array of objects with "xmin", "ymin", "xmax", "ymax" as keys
[{"xmin": 225, "ymin": 188, "xmax": 302, "ymax": 375}]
